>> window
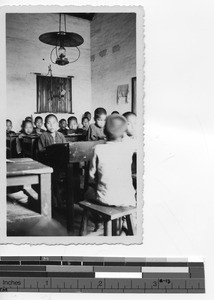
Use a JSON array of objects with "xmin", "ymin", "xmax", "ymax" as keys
[{"xmin": 36, "ymin": 75, "xmax": 73, "ymax": 113}]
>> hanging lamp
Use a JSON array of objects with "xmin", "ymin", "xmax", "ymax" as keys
[{"xmin": 39, "ymin": 13, "xmax": 84, "ymax": 66}]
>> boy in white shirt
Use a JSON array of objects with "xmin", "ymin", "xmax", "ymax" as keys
[{"xmin": 86, "ymin": 114, "xmax": 136, "ymax": 207}]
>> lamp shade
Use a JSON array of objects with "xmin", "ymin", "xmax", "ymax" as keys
[{"xmin": 39, "ymin": 31, "xmax": 84, "ymax": 47}]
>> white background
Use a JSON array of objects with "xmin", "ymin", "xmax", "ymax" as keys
[{"xmin": 1, "ymin": 0, "xmax": 214, "ymax": 299}]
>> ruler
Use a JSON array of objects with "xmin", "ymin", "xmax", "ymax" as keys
[{"xmin": 0, "ymin": 256, "xmax": 205, "ymax": 293}]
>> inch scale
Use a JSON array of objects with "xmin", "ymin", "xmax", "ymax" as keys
[{"xmin": 0, "ymin": 256, "xmax": 205, "ymax": 293}]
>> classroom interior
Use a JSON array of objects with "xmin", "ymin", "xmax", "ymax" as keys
[{"xmin": 6, "ymin": 12, "xmax": 137, "ymax": 237}]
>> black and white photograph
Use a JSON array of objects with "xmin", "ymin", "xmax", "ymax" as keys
[{"xmin": 2, "ymin": 6, "xmax": 144, "ymax": 244}]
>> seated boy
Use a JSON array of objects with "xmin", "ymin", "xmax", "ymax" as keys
[
  {"xmin": 58, "ymin": 118, "xmax": 68, "ymax": 135},
  {"xmin": 67, "ymin": 116, "xmax": 78, "ymax": 134},
  {"xmin": 85, "ymin": 114, "xmax": 136, "ymax": 207},
  {"xmin": 25, "ymin": 116, "xmax": 33, "ymax": 122},
  {"xmin": 111, "ymin": 111, "xmax": 119, "ymax": 115},
  {"xmin": 19, "ymin": 120, "xmax": 34, "ymax": 136},
  {"xmin": 38, "ymin": 114, "xmax": 66, "ymax": 208},
  {"xmin": 34, "ymin": 116, "xmax": 45, "ymax": 135},
  {"xmin": 83, "ymin": 111, "xmax": 91, "ymax": 123},
  {"xmin": 6, "ymin": 119, "xmax": 16, "ymax": 136},
  {"xmin": 85, "ymin": 114, "xmax": 137, "ymax": 234},
  {"xmin": 123, "ymin": 112, "xmax": 137, "ymax": 188},
  {"xmin": 16, "ymin": 120, "xmax": 34, "ymax": 154},
  {"xmin": 87, "ymin": 107, "xmax": 107, "ymax": 141},
  {"xmin": 81, "ymin": 116, "xmax": 90, "ymax": 131},
  {"xmin": 38, "ymin": 114, "xmax": 66, "ymax": 152},
  {"xmin": 122, "ymin": 112, "xmax": 137, "ymax": 140}
]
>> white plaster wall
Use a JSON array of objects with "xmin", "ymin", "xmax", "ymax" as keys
[
  {"xmin": 6, "ymin": 13, "xmax": 92, "ymax": 131},
  {"xmin": 91, "ymin": 13, "xmax": 136, "ymax": 116}
]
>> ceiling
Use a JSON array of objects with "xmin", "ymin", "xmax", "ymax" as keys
[{"xmin": 66, "ymin": 13, "xmax": 95, "ymax": 21}]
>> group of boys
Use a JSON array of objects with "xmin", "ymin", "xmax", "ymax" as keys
[{"xmin": 6, "ymin": 108, "xmax": 137, "ymax": 234}]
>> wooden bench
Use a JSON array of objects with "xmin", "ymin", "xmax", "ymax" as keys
[{"xmin": 79, "ymin": 201, "xmax": 136, "ymax": 236}]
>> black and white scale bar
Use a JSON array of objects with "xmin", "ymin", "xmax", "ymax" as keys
[
  {"xmin": 0, "ymin": 277, "xmax": 205, "ymax": 293},
  {"xmin": 0, "ymin": 257, "xmax": 205, "ymax": 293}
]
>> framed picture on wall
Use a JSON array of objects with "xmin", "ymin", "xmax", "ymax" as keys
[{"xmin": 36, "ymin": 75, "xmax": 73, "ymax": 113}]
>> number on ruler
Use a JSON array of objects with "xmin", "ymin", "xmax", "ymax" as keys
[
  {"xmin": 152, "ymin": 281, "xmax": 157, "ymax": 287},
  {"xmin": 98, "ymin": 281, "xmax": 103, "ymax": 288},
  {"xmin": 159, "ymin": 279, "xmax": 171, "ymax": 284}
]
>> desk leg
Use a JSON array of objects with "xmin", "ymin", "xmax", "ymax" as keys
[
  {"xmin": 40, "ymin": 173, "xmax": 52, "ymax": 219},
  {"xmin": 67, "ymin": 164, "xmax": 75, "ymax": 233},
  {"xmin": 126, "ymin": 214, "xmax": 134, "ymax": 236},
  {"xmin": 112, "ymin": 219, "xmax": 121, "ymax": 236}
]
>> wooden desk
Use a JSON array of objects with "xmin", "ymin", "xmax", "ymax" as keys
[
  {"xmin": 67, "ymin": 141, "xmax": 106, "ymax": 231},
  {"xmin": 65, "ymin": 134, "xmax": 85, "ymax": 142},
  {"xmin": 44, "ymin": 141, "xmax": 105, "ymax": 232},
  {"xmin": 7, "ymin": 158, "xmax": 53, "ymax": 219},
  {"xmin": 6, "ymin": 134, "xmax": 19, "ymax": 158},
  {"xmin": 22, "ymin": 135, "xmax": 39, "ymax": 159}
]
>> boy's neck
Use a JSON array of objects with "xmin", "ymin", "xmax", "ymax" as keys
[{"xmin": 48, "ymin": 131, "xmax": 56, "ymax": 136}]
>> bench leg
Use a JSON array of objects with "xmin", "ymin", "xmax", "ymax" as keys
[
  {"xmin": 118, "ymin": 217, "xmax": 122, "ymax": 235},
  {"xmin": 112, "ymin": 220, "xmax": 117, "ymax": 236},
  {"xmin": 104, "ymin": 220, "xmax": 112, "ymax": 236},
  {"xmin": 112, "ymin": 218, "xmax": 122, "ymax": 236},
  {"xmin": 126, "ymin": 214, "xmax": 134, "ymax": 236},
  {"xmin": 79, "ymin": 209, "xmax": 88, "ymax": 236}
]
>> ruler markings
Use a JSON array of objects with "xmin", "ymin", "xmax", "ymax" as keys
[{"xmin": 0, "ymin": 257, "xmax": 205, "ymax": 293}]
